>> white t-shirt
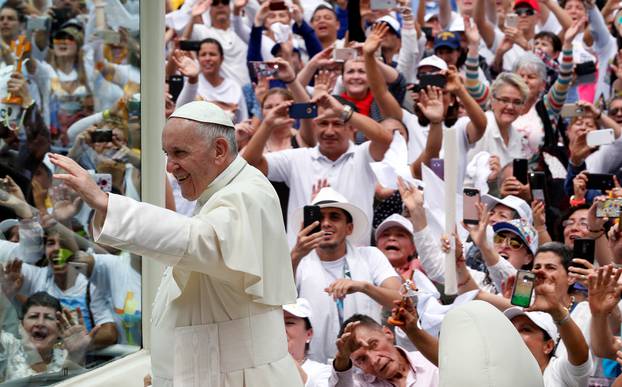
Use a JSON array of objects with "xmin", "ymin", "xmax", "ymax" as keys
[
  {"xmin": 197, "ymin": 75, "xmax": 248, "ymax": 122},
  {"xmin": 401, "ymin": 110, "xmax": 473, "ymax": 192},
  {"xmin": 302, "ymin": 358, "xmax": 331, "ymax": 387},
  {"xmin": 542, "ymin": 355, "xmax": 591, "ymax": 387},
  {"xmin": 296, "ymin": 243, "xmax": 399, "ymax": 363},
  {"xmin": 491, "ymin": 27, "xmax": 531, "ymax": 72},
  {"xmin": 90, "ymin": 252, "xmax": 141, "ymax": 345},
  {"xmin": 191, "ymin": 24, "xmax": 250, "ymax": 87},
  {"xmin": 537, "ymin": 12, "xmax": 563, "ymax": 34},
  {"xmin": 266, "ymin": 142, "xmax": 377, "ymax": 247},
  {"xmin": 19, "ymin": 264, "xmax": 114, "ymax": 332}
]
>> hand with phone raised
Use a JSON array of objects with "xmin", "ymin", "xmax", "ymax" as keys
[{"xmin": 290, "ymin": 218, "xmax": 324, "ymax": 263}]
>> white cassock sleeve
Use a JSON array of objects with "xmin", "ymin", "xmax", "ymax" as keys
[{"xmin": 93, "ymin": 188, "xmax": 296, "ymax": 305}]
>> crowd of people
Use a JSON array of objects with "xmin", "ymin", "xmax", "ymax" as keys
[{"xmin": 0, "ymin": 0, "xmax": 622, "ymax": 385}]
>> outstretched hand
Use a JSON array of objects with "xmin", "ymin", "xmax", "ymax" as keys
[{"xmin": 48, "ymin": 154, "xmax": 109, "ymax": 215}]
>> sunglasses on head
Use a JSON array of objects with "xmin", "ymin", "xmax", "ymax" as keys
[{"xmin": 515, "ymin": 8, "xmax": 535, "ymax": 16}]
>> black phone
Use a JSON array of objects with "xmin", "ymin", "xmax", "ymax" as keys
[
  {"xmin": 572, "ymin": 238, "xmax": 595, "ymax": 265},
  {"xmin": 303, "ymin": 205, "xmax": 322, "ymax": 234},
  {"xmin": 463, "ymin": 188, "xmax": 480, "ymax": 225},
  {"xmin": 511, "ymin": 270, "xmax": 536, "ymax": 308},
  {"xmin": 513, "ymin": 158, "xmax": 529, "ymax": 185},
  {"xmin": 529, "ymin": 171, "xmax": 546, "ymax": 202},
  {"xmin": 417, "ymin": 73, "xmax": 447, "ymax": 91},
  {"xmin": 179, "ymin": 40, "xmax": 201, "ymax": 51},
  {"xmin": 91, "ymin": 129, "xmax": 113, "ymax": 143},
  {"xmin": 289, "ymin": 103, "xmax": 318, "ymax": 119},
  {"xmin": 430, "ymin": 158, "xmax": 444, "ymax": 180},
  {"xmin": 269, "ymin": 0, "xmax": 288, "ymax": 10},
  {"xmin": 586, "ymin": 173, "xmax": 615, "ymax": 191},
  {"xmin": 167, "ymin": 75, "xmax": 184, "ymax": 102}
]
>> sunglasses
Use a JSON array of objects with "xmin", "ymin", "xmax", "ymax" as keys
[
  {"xmin": 515, "ymin": 8, "xmax": 535, "ymax": 16},
  {"xmin": 493, "ymin": 234, "xmax": 524, "ymax": 250},
  {"xmin": 609, "ymin": 107, "xmax": 622, "ymax": 115},
  {"xmin": 212, "ymin": 0, "xmax": 230, "ymax": 5}
]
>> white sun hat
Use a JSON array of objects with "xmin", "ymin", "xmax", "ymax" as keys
[
  {"xmin": 283, "ymin": 298, "xmax": 313, "ymax": 320},
  {"xmin": 291, "ymin": 187, "xmax": 369, "ymax": 243},
  {"xmin": 169, "ymin": 101, "xmax": 234, "ymax": 128}
]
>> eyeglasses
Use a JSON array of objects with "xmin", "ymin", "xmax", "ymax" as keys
[
  {"xmin": 493, "ymin": 234, "xmax": 524, "ymax": 250},
  {"xmin": 515, "ymin": 8, "xmax": 535, "ymax": 16},
  {"xmin": 562, "ymin": 219, "xmax": 589, "ymax": 229},
  {"xmin": 609, "ymin": 107, "xmax": 622, "ymax": 116},
  {"xmin": 493, "ymin": 96, "xmax": 525, "ymax": 107}
]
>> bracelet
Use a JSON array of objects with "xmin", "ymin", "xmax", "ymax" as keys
[
  {"xmin": 282, "ymin": 77, "xmax": 296, "ymax": 84},
  {"xmin": 569, "ymin": 195, "xmax": 586, "ymax": 207},
  {"xmin": 102, "ymin": 109, "xmax": 111, "ymax": 120},
  {"xmin": 554, "ymin": 308, "xmax": 571, "ymax": 326}
]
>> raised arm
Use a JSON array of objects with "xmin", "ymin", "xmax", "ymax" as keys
[
  {"xmin": 464, "ymin": 17, "xmax": 491, "ymax": 110},
  {"xmin": 446, "ymin": 65, "xmax": 487, "ymax": 143},
  {"xmin": 410, "ymin": 87, "xmax": 444, "ymax": 179},
  {"xmin": 474, "ymin": 0, "xmax": 496, "ymax": 48},
  {"xmin": 588, "ymin": 266, "xmax": 622, "ymax": 359},
  {"xmin": 241, "ymin": 100, "xmax": 294, "ymax": 175},
  {"xmin": 312, "ymin": 92, "xmax": 393, "ymax": 161},
  {"xmin": 363, "ymin": 23, "xmax": 404, "ymax": 120}
]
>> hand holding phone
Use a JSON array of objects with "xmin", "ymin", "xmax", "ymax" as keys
[
  {"xmin": 585, "ymin": 173, "xmax": 615, "ymax": 191},
  {"xmin": 303, "ymin": 205, "xmax": 322, "ymax": 235},
  {"xmin": 511, "ymin": 270, "xmax": 536, "ymax": 307},
  {"xmin": 505, "ymin": 13, "xmax": 518, "ymax": 29},
  {"xmin": 586, "ymin": 129, "xmax": 615, "ymax": 148},
  {"xmin": 289, "ymin": 103, "xmax": 318, "ymax": 119},
  {"xmin": 463, "ymin": 188, "xmax": 480, "ymax": 225},
  {"xmin": 513, "ymin": 159, "xmax": 529, "ymax": 185},
  {"xmin": 572, "ymin": 238, "xmax": 595, "ymax": 266},
  {"xmin": 529, "ymin": 172, "xmax": 546, "ymax": 202}
]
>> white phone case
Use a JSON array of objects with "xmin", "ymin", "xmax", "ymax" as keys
[{"xmin": 586, "ymin": 129, "xmax": 615, "ymax": 147}]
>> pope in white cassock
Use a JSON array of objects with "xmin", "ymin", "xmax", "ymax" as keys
[{"xmin": 48, "ymin": 101, "xmax": 303, "ymax": 387}]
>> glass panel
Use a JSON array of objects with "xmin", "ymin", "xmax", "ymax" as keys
[{"xmin": 0, "ymin": 0, "xmax": 141, "ymax": 384}]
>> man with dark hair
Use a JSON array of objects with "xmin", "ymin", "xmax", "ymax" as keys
[
  {"xmin": 291, "ymin": 187, "xmax": 401, "ymax": 363},
  {"xmin": 242, "ymin": 92, "xmax": 393, "ymax": 246},
  {"xmin": 310, "ymin": 5, "xmax": 341, "ymax": 49}
]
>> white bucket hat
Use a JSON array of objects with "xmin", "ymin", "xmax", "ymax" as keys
[{"xmin": 292, "ymin": 187, "xmax": 369, "ymax": 242}]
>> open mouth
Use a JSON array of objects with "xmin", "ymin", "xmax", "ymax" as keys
[
  {"xmin": 385, "ymin": 245, "xmax": 400, "ymax": 251},
  {"xmin": 499, "ymin": 253, "xmax": 509, "ymax": 260},
  {"xmin": 31, "ymin": 329, "xmax": 49, "ymax": 341},
  {"xmin": 176, "ymin": 174, "xmax": 189, "ymax": 182}
]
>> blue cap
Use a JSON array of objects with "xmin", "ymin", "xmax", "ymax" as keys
[{"xmin": 434, "ymin": 31, "xmax": 461, "ymax": 51}]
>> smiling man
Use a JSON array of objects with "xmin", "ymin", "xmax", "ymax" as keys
[
  {"xmin": 292, "ymin": 187, "xmax": 401, "ymax": 363},
  {"xmin": 48, "ymin": 101, "xmax": 301, "ymax": 387}
]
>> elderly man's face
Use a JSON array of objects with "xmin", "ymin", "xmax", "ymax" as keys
[
  {"xmin": 163, "ymin": 118, "xmax": 224, "ymax": 201},
  {"xmin": 350, "ymin": 326, "xmax": 404, "ymax": 380}
]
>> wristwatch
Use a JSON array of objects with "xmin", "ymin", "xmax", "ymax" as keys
[{"xmin": 340, "ymin": 105, "xmax": 353, "ymax": 123}]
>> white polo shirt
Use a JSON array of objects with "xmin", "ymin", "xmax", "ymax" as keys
[
  {"xmin": 467, "ymin": 111, "xmax": 525, "ymax": 168},
  {"xmin": 266, "ymin": 141, "xmax": 376, "ymax": 246}
]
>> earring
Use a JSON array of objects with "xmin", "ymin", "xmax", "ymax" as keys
[{"xmin": 305, "ymin": 340, "xmax": 311, "ymax": 343}]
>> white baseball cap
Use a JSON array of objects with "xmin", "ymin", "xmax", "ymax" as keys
[
  {"xmin": 481, "ymin": 194, "xmax": 533, "ymax": 224},
  {"xmin": 375, "ymin": 214, "xmax": 414, "ymax": 241},
  {"xmin": 170, "ymin": 101, "xmax": 234, "ymax": 128},
  {"xmin": 418, "ymin": 55, "xmax": 448, "ymax": 72},
  {"xmin": 283, "ymin": 298, "xmax": 313, "ymax": 319},
  {"xmin": 504, "ymin": 307, "xmax": 558, "ymax": 342}
]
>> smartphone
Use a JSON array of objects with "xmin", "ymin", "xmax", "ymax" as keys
[
  {"xmin": 529, "ymin": 171, "xmax": 546, "ymax": 202},
  {"xmin": 92, "ymin": 173, "xmax": 112, "ymax": 193},
  {"xmin": 572, "ymin": 238, "xmax": 595, "ymax": 265},
  {"xmin": 370, "ymin": 0, "xmax": 397, "ymax": 10},
  {"xmin": 269, "ymin": 0, "xmax": 288, "ymax": 11},
  {"xmin": 430, "ymin": 158, "xmax": 444, "ymax": 180},
  {"xmin": 179, "ymin": 40, "xmax": 201, "ymax": 51},
  {"xmin": 586, "ymin": 129, "xmax": 615, "ymax": 148},
  {"xmin": 289, "ymin": 103, "xmax": 318, "ymax": 119},
  {"xmin": 512, "ymin": 158, "xmax": 529, "ymax": 185},
  {"xmin": 586, "ymin": 173, "xmax": 615, "ymax": 191},
  {"xmin": 250, "ymin": 61, "xmax": 278, "ymax": 78},
  {"xmin": 333, "ymin": 48, "xmax": 357, "ymax": 62},
  {"xmin": 511, "ymin": 270, "xmax": 536, "ymax": 308},
  {"xmin": 560, "ymin": 104, "xmax": 586, "ymax": 118},
  {"xmin": 303, "ymin": 205, "xmax": 322, "ymax": 234},
  {"xmin": 422, "ymin": 27, "xmax": 433, "ymax": 41},
  {"xmin": 463, "ymin": 188, "xmax": 480, "ymax": 225},
  {"xmin": 91, "ymin": 129, "xmax": 113, "ymax": 143},
  {"xmin": 95, "ymin": 30, "xmax": 121, "ymax": 45},
  {"xmin": 167, "ymin": 75, "xmax": 184, "ymax": 102},
  {"xmin": 596, "ymin": 198, "xmax": 622, "ymax": 218},
  {"xmin": 504, "ymin": 13, "xmax": 518, "ymax": 29},
  {"xmin": 417, "ymin": 73, "xmax": 447, "ymax": 91},
  {"xmin": 26, "ymin": 15, "xmax": 51, "ymax": 32}
]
